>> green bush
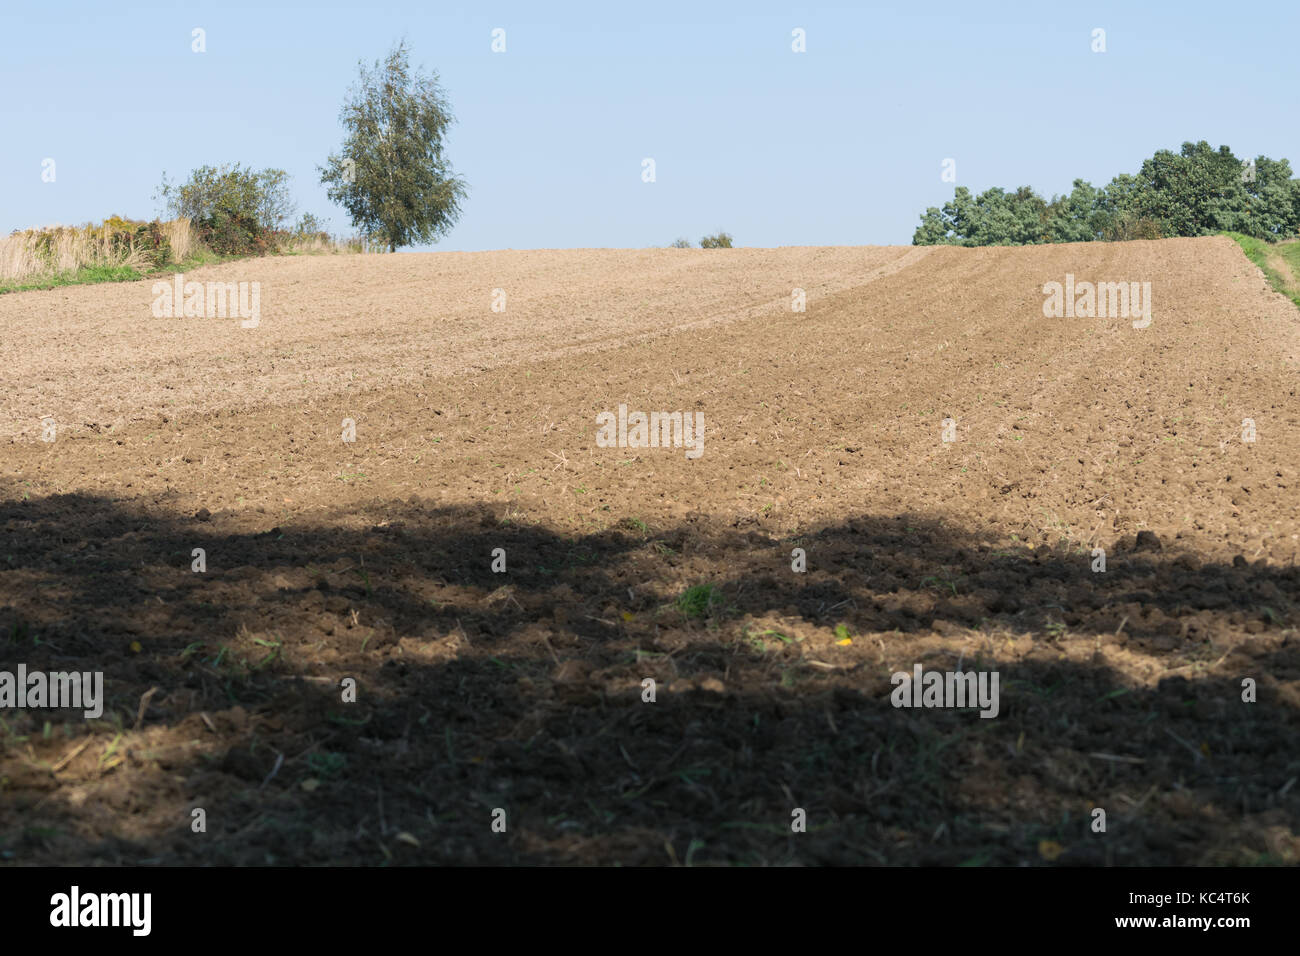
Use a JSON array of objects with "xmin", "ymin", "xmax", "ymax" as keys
[
  {"xmin": 700, "ymin": 232, "xmax": 733, "ymax": 249},
  {"xmin": 157, "ymin": 164, "xmax": 294, "ymax": 257},
  {"xmin": 194, "ymin": 209, "xmax": 268, "ymax": 257},
  {"xmin": 133, "ymin": 220, "xmax": 172, "ymax": 268},
  {"xmin": 294, "ymin": 212, "xmax": 327, "ymax": 237}
]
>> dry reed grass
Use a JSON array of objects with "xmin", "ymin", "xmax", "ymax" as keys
[
  {"xmin": 1, "ymin": 216, "xmax": 369, "ymax": 286},
  {"xmin": 0, "ymin": 218, "xmax": 201, "ymax": 283}
]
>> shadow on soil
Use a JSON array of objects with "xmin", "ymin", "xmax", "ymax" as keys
[{"xmin": 1, "ymin": 491, "xmax": 1297, "ymax": 865}]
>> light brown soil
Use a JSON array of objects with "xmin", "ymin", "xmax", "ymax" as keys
[
  {"xmin": 2, "ymin": 236, "xmax": 1298, "ymax": 866},
  {"xmin": 0, "ymin": 246, "xmax": 916, "ymax": 442}
]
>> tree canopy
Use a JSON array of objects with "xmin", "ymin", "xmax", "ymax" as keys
[{"xmin": 914, "ymin": 142, "xmax": 1300, "ymax": 246}]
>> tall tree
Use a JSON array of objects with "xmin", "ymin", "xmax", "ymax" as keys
[{"xmin": 320, "ymin": 40, "xmax": 468, "ymax": 252}]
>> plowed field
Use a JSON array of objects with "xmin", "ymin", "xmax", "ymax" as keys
[{"xmin": 3, "ymin": 236, "xmax": 1298, "ymax": 865}]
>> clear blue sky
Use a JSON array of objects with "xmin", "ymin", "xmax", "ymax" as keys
[{"xmin": 2, "ymin": 0, "xmax": 1296, "ymax": 249}]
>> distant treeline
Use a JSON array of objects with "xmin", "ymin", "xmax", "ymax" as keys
[{"xmin": 913, "ymin": 141, "xmax": 1300, "ymax": 246}]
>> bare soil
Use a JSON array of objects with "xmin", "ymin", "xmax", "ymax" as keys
[{"xmin": 2, "ymin": 236, "xmax": 1298, "ymax": 866}]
